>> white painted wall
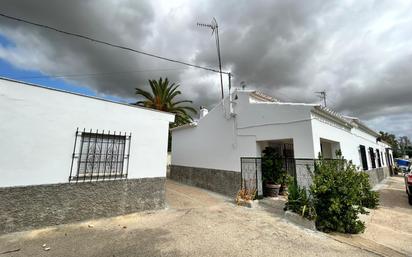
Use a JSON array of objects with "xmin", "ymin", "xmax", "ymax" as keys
[
  {"xmin": 171, "ymin": 89, "xmax": 393, "ymax": 173},
  {"xmin": 235, "ymin": 91, "xmax": 316, "ymax": 158},
  {"xmin": 171, "ymin": 90, "xmax": 316, "ymax": 171},
  {"xmin": 171, "ymin": 101, "xmax": 257, "ymax": 172},
  {"xmin": 310, "ymin": 114, "xmax": 391, "ymax": 170},
  {"xmin": 0, "ymin": 78, "xmax": 174, "ymax": 187}
]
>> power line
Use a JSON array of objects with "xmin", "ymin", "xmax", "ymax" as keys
[
  {"xmin": 3, "ymin": 67, "xmax": 189, "ymax": 80},
  {"xmin": 0, "ymin": 12, "xmax": 230, "ymax": 75}
]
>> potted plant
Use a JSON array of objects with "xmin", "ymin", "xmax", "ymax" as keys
[
  {"xmin": 235, "ymin": 188, "xmax": 257, "ymax": 208},
  {"xmin": 262, "ymin": 147, "xmax": 283, "ymax": 197},
  {"xmin": 280, "ymin": 173, "xmax": 293, "ymax": 196}
]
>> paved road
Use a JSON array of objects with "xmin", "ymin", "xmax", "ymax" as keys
[
  {"xmin": 333, "ymin": 175, "xmax": 412, "ymax": 256},
  {"xmin": 361, "ymin": 176, "xmax": 412, "ymax": 256},
  {"xmin": 0, "ymin": 180, "xmax": 378, "ymax": 257},
  {"xmin": 364, "ymin": 175, "xmax": 412, "ymax": 255}
]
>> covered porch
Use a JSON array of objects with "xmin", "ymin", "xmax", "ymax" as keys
[
  {"xmin": 257, "ymin": 138, "xmax": 295, "ymax": 158},
  {"xmin": 241, "ymin": 136, "xmax": 343, "ymax": 198},
  {"xmin": 319, "ymin": 138, "xmax": 341, "ymax": 159}
]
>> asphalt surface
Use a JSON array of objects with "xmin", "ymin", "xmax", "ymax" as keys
[{"xmin": 0, "ymin": 179, "xmax": 405, "ymax": 257}]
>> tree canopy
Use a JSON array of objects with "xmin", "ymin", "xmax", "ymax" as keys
[
  {"xmin": 379, "ymin": 131, "xmax": 412, "ymax": 158},
  {"xmin": 135, "ymin": 77, "xmax": 197, "ymax": 127}
]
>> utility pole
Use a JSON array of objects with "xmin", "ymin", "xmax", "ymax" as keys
[
  {"xmin": 197, "ymin": 18, "xmax": 224, "ymax": 100},
  {"xmin": 399, "ymin": 136, "xmax": 410, "ymax": 156},
  {"xmin": 316, "ymin": 90, "xmax": 327, "ymax": 107}
]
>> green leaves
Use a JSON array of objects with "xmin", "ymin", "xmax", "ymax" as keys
[
  {"xmin": 261, "ymin": 147, "xmax": 286, "ymax": 184},
  {"xmin": 310, "ymin": 155, "xmax": 378, "ymax": 234},
  {"xmin": 284, "ymin": 178, "xmax": 316, "ymax": 220},
  {"xmin": 285, "ymin": 154, "xmax": 379, "ymax": 234},
  {"xmin": 134, "ymin": 77, "xmax": 197, "ymax": 127}
]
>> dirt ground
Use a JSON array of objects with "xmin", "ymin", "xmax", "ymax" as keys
[{"xmin": 0, "ymin": 178, "xmax": 409, "ymax": 257}]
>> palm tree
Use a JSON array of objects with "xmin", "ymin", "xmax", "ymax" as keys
[{"xmin": 135, "ymin": 77, "xmax": 197, "ymax": 127}]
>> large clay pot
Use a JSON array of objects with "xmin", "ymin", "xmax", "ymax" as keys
[{"xmin": 264, "ymin": 183, "xmax": 281, "ymax": 197}]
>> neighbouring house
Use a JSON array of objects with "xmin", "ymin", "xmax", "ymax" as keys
[
  {"xmin": 170, "ymin": 89, "xmax": 393, "ymax": 197},
  {"xmin": 0, "ymin": 77, "xmax": 174, "ymax": 234}
]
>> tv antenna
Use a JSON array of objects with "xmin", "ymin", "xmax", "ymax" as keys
[
  {"xmin": 197, "ymin": 18, "xmax": 225, "ymax": 99},
  {"xmin": 316, "ymin": 90, "xmax": 327, "ymax": 107}
]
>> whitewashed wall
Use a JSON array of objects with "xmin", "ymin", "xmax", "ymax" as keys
[
  {"xmin": 310, "ymin": 114, "xmax": 391, "ymax": 170},
  {"xmin": 171, "ymin": 89, "xmax": 392, "ymax": 173},
  {"xmin": 171, "ymin": 102, "xmax": 257, "ymax": 172},
  {"xmin": 171, "ymin": 91, "xmax": 316, "ymax": 172},
  {"xmin": 0, "ymin": 78, "xmax": 174, "ymax": 187},
  {"xmin": 235, "ymin": 91, "xmax": 316, "ymax": 159}
]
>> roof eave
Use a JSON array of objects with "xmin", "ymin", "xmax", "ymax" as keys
[
  {"xmin": 355, "ymin": 120, "xmax": 380, "ymax": 137},
  {"xmin": 312, "ymin": 106, "xmax": 353, "ymax": 129}
]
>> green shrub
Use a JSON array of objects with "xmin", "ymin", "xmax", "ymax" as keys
[
  {"xmin": 261, "ymin": 147, "xmax": 283, "ymax": 184},
  {"xmin": 358, "ymin": 172, "xmax": 379, "ymax": 209},
  {"xmin": 362, "ymin": 190, "xmax": 379, "ymax": 209},
  {"xmin": 311, "ymin": 156, "xmax": 374, "ymax": 234},
  {"xmin": 284, "ymin": 154, "xmax": 379, "ymax": 234},
  {"xmin": 284, "ymin": 177, "xmax": 316, "ymax": 220}
]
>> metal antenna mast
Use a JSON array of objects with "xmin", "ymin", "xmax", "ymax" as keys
[
  {"xmin": 316, "ymin": 90, "xmax": 327, "ymax": 107},
  {"xmin": 197, "ymin": 18, "xmax": 224, "ymax": 99}
]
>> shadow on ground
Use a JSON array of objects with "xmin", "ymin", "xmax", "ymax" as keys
[
  {"xmin": 0, "ymin": 179, "xmax": 392, "ymax": 257},
  {"xmin": 0, "ymin": 223, "xmax": 181, "ymax": 257}
]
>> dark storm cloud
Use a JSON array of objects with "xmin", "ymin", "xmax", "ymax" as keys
[
  {"xmin": 335, "ymin": 54, "xmax": 412, "ymax": 119},
  {"xmin": 0, "ymin": 0, "xmax": 167, "ymax": 96},
  {"xmin": 193, "ymin": 0, "xmax": 326, "ymax": 89},
  {"xmin": 0, "ymin": 0, "xmax": 411, "ymax": 137}
]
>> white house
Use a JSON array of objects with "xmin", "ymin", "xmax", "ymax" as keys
[
  {"xmin": 0, "ymin": 77, "xmax": 174, "ymax": 234},
  {"xmin": 170, "ymin": 89, "xmax": 393, "ymax": 196}
]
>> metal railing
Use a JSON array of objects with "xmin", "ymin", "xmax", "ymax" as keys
[
  {"xmin": 240, "ymin": 157, "xmax": 345, "ymax": 193},
  {"xmin": 240, "ymin": 158, "xmax": 262, "ymax": 197}
]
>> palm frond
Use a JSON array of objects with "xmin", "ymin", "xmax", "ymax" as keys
[{"xmin": 133, "ymin": 77, "xmax": 196, "ymax": 125}]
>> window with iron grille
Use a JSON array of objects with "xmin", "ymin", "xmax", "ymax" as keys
[
  {"xmin": 376, "ymin": 149, "xmax": 381, "ymax": 167},
  {"xmin": 69, "ymin": 129, "xmax": 131, "ymax": 182},
  {"xmin": 359, "ymin": 145, "xmax": 368, "ymax": 171},
  {"xmin": 369, "ymin": 147, "xmax": 376, "ymax": 169}
]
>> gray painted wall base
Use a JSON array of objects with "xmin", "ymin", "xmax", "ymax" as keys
[
  {"xmin": 169, "ymin": 165, "xmax": 240, "ymax": 197},
  {"xmin": 0, "ymin": 177, "xmax": 165, "ymax": 235},
  {"xmin": 168, "ymin": 164, "xmax": 390, "ymax": 200},
  {"xmin": 296, "ymin": 164, "xmax": 390, "ymax": 189},
  {"xmin": 365, "ymin": 166, "xmax": 390, "ymax": 188}
]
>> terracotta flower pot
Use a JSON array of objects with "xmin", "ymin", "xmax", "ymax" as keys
[
  {"xmin": 264, "ymin": 183, "xmax": 281, "ymax": 197},
  {"xmin": 280, "ymin": 185, "xmax": 288, "ymax": 195}
]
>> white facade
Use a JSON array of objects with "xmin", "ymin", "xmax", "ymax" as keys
[
  {"xmin": 171, "ymin": 89, "xmax": 393, "ymax": 172},
  {"xmin": 0, "ymin": 78, "xmax": 174, "ymax": 187}
]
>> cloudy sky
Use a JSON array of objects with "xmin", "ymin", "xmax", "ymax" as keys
[{"xmin": 0, "ymin": 0, "xmax": 411, "ymax": 138}]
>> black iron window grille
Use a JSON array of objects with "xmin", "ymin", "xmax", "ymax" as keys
[
  {"xmin": 69, "ymin": 128, "xmax": 131, "ymax": 182},
  {"xmin": 359, "ymin": 145, "xmax": 368, "ymax": 171},
  {"xmin": 376, "ymin": 149, "xmax": 382, "ymax": 167},
  {"xmin": 369, "ymin": 147, "xmax": 376, "ymax": 169}
]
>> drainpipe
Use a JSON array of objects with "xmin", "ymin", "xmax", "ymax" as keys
[{"xmin": 228, "ymin": 73, "xmax": 234, "ymax": 115}]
